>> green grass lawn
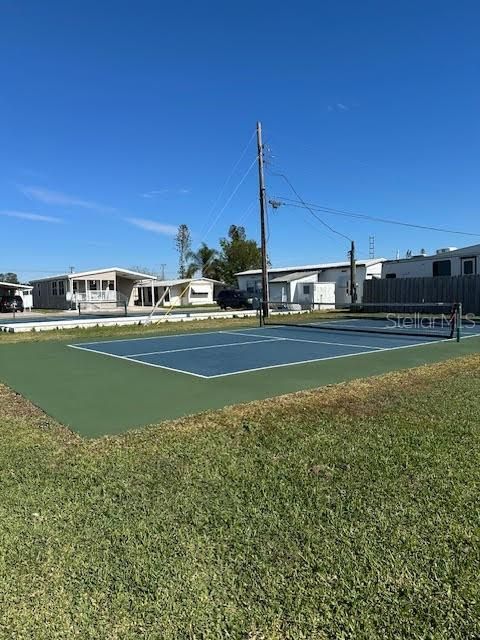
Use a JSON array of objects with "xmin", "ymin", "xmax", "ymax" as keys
[{"xmin": 0, "ymin": 355, "xmax": 479, "ymax": 639}]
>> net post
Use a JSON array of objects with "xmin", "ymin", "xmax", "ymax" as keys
[
  {"xmin": 124, "ymin": 301, "xmax": 128, "ymax": 317},
  {"xmin": 259, "ymin": 299, "xmax": 264, "ymax": 327},
  {"xmin": 456, "ymin": 303, "xmax": 462, "ymax": 342}
]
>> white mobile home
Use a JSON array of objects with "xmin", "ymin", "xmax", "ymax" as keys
[
  {"xmin": 267, "ymin": 271, "xmax": 336, "ymax": 307},
  {"xmin": 236, "ymin": 259, "xmax": 384, "ymax": 306},
  {"xmin": 31, "ymin": 267, "xmax": 155, "ymax": 310},
  {"xmin": 381, "ymin": 245, "xmax": 480, "ymax": 279},
  {"xmin": 134, "ymin": 278, "xmax": 220, "ymax": 308}
]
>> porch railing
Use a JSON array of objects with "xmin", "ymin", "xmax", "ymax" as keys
[{"xmin": 71, "ymin": 291, "xmax": 128, "ymax": 303}]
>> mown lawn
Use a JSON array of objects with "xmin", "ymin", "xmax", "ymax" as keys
[
  {"xmin": 0, "ymin": 356, "xmax": 479, "ymax": 639},
  {"xmin": 0, "ymin": 314, "xmax": 259, "ymax": 344}
]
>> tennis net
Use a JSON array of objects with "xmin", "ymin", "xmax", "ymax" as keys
[{"xmin": 261, "ymin": 301, "xmax": 461, "ymax": 339}]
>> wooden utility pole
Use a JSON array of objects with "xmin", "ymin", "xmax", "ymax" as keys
[
  {"xmin": 350, "ymin": 240, "xmax": 357, "ymax": 304},
  {"xmin": 256, "ymin": 121, "xmax": 269, "ymax": 321}
]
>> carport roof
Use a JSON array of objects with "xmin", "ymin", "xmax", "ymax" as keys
[
  {"xmin": 0, "ymin": 281, "xmax": 33, "ymax": 290},
  {"xmin": 269, "ymin": 271, "xmax": 317, "ymax": 283}
]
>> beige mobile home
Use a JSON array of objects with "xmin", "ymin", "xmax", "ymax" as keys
[{"xmin": 31, "ymin": 267, "xmax": 155, "ymax": 310}]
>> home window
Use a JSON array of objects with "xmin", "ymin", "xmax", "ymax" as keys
[
  {"xmin": 58, "ymin": 280, "xmax": 65, "ymax": 296},
  {"xmin": 432, "ymin": 260, "xmax": 451, "ymax": 276},
  {"xmin": 246, "ymin": 279, "xmax": 260, "ymax": 294},
  {"xmin": 303, "ymin": 285, "xmax": 311, "ymax": 295},
  {"xmin": 52, "ymin": 281, "xmax": 58, "ymax": 295},
  {"xmin": 191, "ymin": 289, "xmax": 209, "ymax": 298},
  {"xmin": 386, "ymin": 273, "xmax": 396, "ymax": 279},
  {"xmin": 462, "ymin": 259, "xmax": 475, "ymax": 275},
  {"xmin": 72, "ymin": 281, "xmax": 78, "ymax": 292},
  {"xmin": 88, "ymin": 280, "xmax": 98, "ymax": 290}
]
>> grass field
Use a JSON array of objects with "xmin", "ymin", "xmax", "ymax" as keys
[{"xmin": 0, "ymin": 351, "xmax": 479, "ymax": 639}]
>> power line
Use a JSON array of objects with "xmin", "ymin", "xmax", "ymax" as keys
[
  {"xmin": 199, "ymin": 129, "xmax": 257, "ymax": 237},
  {"xmin": 269, "ymin": 172, "xmax": 352, "ymax": 243},
  {"xmin": 271, "ymin": 195, "xmax": 480, "ymax": 238},
  {"xmin": 202, "ymin": 155, "xmax": 259, "ymax": 240}
]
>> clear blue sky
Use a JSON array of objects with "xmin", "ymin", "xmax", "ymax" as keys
[{"xmin": 1, "ymin": 0, "xmax": 479, "ymax": 282}]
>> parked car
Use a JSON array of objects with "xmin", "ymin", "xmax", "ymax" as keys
[
  {"xmin": 216, "ymin": 289, "xmax": 255, "ymax": 310},
  {"xmin": 0, "ymin": 295, "xmax": 24, "ymax": 313}
]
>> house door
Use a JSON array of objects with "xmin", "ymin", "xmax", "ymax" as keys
[{"xmin": 461, "ymin": 257, "xmax": 476, "ymax": 275}]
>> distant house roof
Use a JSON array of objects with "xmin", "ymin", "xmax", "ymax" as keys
[
  {"xmin": 30, "ymin": 267, "xmax": 156, "ymax": 283},
  {"xmin": 0, "ymin": 281, "xmax": 33, "ymax": 290},
  {"xmin": 269, "ymin": 271, "xmax": 319, "ymax": 283},
  {"xmin": 236, "ymin": 258, "xmax": 385, "ymax": 277}
]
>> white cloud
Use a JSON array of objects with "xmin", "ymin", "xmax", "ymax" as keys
[
  {"xmin": 0, "ymin": 210, "xmax": 63, "ymax": 223},
  {"xmin": 327, "ymin": 103, "xmax": 350, "ymax": 112},
  {"xmin": 125, "ymin": 217, "xmax": 178, "ymax": 236},
  {"xmin": 141, "ymin": 188, "xmax": 190, "ymax": 198},
  {"xmin": 141, "ymin": 189, "xmax": 169, "ymax": 198},
  {"xmin": 19, "ymin": 186, "xmax": 116, "ymax": 213}
]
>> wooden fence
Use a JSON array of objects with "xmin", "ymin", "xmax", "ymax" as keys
[{"xmin": 363, "ymin": 275, "xmax": 480, "ymax": 315}]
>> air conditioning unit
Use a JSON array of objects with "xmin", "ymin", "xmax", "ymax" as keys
[{"xmin": 436, "ymin": 247, "xmax": 457, "ymax": 255}]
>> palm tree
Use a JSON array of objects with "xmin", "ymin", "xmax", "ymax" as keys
[{"xmin": 186, "ymin": 243, "xmax": 222, "ymax": 280}]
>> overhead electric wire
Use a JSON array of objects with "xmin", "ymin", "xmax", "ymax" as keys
[
  {"xmin": 202, "ymin": 155, "xmax": 259, "ymax": 240},
  {"xmin": 272, "ymin": 195, "xmax": 480, "ymax": 238},
  {"xmin": 269, "ymin": 171, "xmax": 352, "ymax": 243},
  {"xmin": 236, "ymin": 199, "xmax": 257, "ymax": 226},
  {"xmin": 199, "ymin": 129, "xmax": 257, "ymax": 237}
]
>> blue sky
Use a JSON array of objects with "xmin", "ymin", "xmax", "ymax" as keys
[{"xmin": 1, "ymin": 0, "xmax": 479, "ymax": 282}]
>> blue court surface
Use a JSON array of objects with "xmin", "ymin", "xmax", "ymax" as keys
[{"xmin": 68, "ymin": 319, "xmax": 480, "ymax": 379}]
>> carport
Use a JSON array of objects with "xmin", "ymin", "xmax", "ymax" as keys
[{"xmin": 0, "ymin": 282, "xmax": 33, "ymax": 310}]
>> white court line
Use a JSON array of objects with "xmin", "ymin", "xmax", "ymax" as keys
[
  {"xmin": 221, "ymin": 330, "xmax": 282, "ymax": 340},
  {"xmin": 125, "ymin": 337, "xmax": 286, "ymax": 358},
  {"xmin": 74, "ymin": 327, "xmax": 264, "ymax": 347},
  {"xmin": 282, "ymin": 336, "xmax": 383, "ymax": 350},
  {"xmin": 68, "ymin": 343, "xmax": 211, "ymax": 379},
  {"xmin": 203, "ymin": 335, "xmax": 454, "ymax": 378},
  {"xmin": 222, "ymin": 329, "xmax": 382, "ymax": 351}
]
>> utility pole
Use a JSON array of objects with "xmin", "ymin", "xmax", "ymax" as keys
[
  {"xmin": 349, "ymin": 240, "xmax": 357, "ymax": 305},
  {"xmin": 256, "ymin": 121, "xmax": 269, "ymax": 321}
]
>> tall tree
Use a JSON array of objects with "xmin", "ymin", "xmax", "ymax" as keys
[
  {"xmin": 186, "ymin": 243, "xmax": 221, "ymax": 280},
  {"xmin": 175, "ymin": 224, "xmax": 191, "ymax": 278},
  {"xmin": 218, "ymin": 225, "xmax": 262, "ymax": 285},
  {"xmin": 0, "ymin": 272, "xmax": 19, "ymax": 284}
]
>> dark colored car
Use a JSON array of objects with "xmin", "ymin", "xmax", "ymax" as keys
[
  {"xmin": 216, "ymin": 289, "xmax": 255, "ymax": 310},
  {"xmin": 0, "ymin": 295, "xmax": 24, "ymax": 313}
]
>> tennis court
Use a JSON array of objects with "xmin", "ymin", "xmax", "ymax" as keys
[
  {"xmin": 69, "ymin": 317, "xmax": 480, "ymax": 378},
  {"xmin": 1, "ymin": 313, "xmax": 480, "ymax": 436}
]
